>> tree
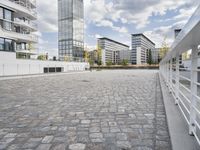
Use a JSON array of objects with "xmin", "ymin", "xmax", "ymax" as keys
[
  {"xmin": 88, "ymin": 59, "xmax": 94, "ymax": 66},
  {"xmin": 121, "ymin": 59, "xmax": 128, "ymax": 66},
  {"xmin": 147, "ymin": 49, "xmax": 153, "ymax": 65},
  {"xmin": 83, "ymin": 50, "xmax": 89, "ymax": 62},
  {"xmin": 64, "ymin": 55, "xmax": 70, "ymax": 62},
  {"xmin": 37, "ymin": 55, "xmax": 46, "ymax": 60},
  {"xmin": 97, "ymin": 44, "xmax": 102, "ymax": 66},
  {"xmin": 106, "ymin": 60, "xmax": 112, "ymax": 66},
  {"xmin": 159, "ymin": 36, "xmax": 170, "ymax": 60}
]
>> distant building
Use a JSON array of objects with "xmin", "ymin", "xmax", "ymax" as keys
[
  {"xmin": 119, "ymin": 50, "xmax": 131, "ymax": 64},
  {"xmin": 131, "ymin": 34, "xmax": 155, "ymax": 65},
  {"xmin": 152, "ymin": 48, "xmax": 160, "ymax": 64},
  {"xmin": 98, "ymin": 37, "xmax": 130, "ymax": 65},
  {"xmin": 58, "ymin": 0, "xmax": 84, "ymax": 61}
]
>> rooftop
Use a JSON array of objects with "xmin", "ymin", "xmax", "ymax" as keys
[
  {"xmin": 132, "ymin": 33, "xmax": 156, "ymax": 46},
  {"xmin": 98, "ymin": 37, "xmax": 130, "ymax": 48}
]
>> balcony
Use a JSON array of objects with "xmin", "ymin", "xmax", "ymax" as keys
[
  {"xmin": 0, "ymin": 0, "xmax": 37, "ymax": 20},
  {"xmin": 14, "ymin": 18, "xmax": 37, "ymax": 31},
  {"xmin": 0, "ymin": 25, "xmax": 38, "ymax": 43}
]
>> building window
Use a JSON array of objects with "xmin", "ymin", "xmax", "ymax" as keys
[
  {"xmin": 4, "ymin": 9, "xmax": 12, "ymax": 21},
  {"xmin": 4, "ymin": 39, "xmax": 15, "ymax": 52},
  {"xmin": 0, "ymin": 38, "xmax": 4, "ymax": 50},
  {"xmin": 0, "ymin": 7, "xmax": 3, "ymax": 19},
  {"xmin": 3, "ymin": 21, "xmax": 12, "ymax": 31}
]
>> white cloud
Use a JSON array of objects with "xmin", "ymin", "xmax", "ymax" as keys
[{"xmin": 37, "ymin": 0, "xmax": 58, "ymax": 32}]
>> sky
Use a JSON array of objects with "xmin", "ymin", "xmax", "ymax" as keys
[{"xmin": 36, "ymin": 0, "xmax": 199, "ymax": 56}]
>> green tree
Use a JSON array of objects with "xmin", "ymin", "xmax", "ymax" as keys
[
  {"xmin": 97, "ymin": 44, "xmax": 102, "ymax": 66},
  {"xmin": 106, "ymin": 60, "xmax": 112, "ymax": 66},
  {"xmin": 83, "ymin": 50, "xmax": 89, "ymax": 62},
  {"xmin": 159, "ymin": 37, "xmax": 169, "ymax": 60},
  {"xmin": 88, "ymin": 59, "xmax": 94, "ymax": 66},
  {"xmin": 37, "ymin": 55, "xmax": 46, "ymax": 60},
  {"xmin": 121, "ymin": 59, "xmax": 128, "ymax": 66},
  {"xmin": 147, "ymin": 49, "xmax": 153, "ymax": 65}
]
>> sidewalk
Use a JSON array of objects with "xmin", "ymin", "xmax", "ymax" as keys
[{"xmin": 159, "ymin": 74, "xmax": 199, "ymax": 150}]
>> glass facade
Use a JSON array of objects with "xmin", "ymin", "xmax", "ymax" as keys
[
  {"xmin": 0, "ymin": 37, "xmax": 15, "ymax": 52},
  {"xmin": 0, "ymin": 7, "xmax": 13, "ymax": 31},
  {"xmin": 58, "ymin": 0, "xmax": 84, "ymax": 61}
]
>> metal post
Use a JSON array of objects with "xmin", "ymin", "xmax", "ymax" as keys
[
  {"xmin": 175, "ymin": 54, "xmax": 180, "ymax": 105},
  {"xmin": 169, "ymin": 58, "xmax": 173, "ymax": 92},
  {"xmin": 17, "ymin": 64, "xmax": 19, "ymax": 75},
  {"xmin": 2, "ymin": 64, "xmax": 4, "ymax": 76},
  {"xmin": 189, "ymin": 46, "xmax": 198, "ymax": 135},
  {"xmin": 166, "ymin": 62, "xmax": 170, "ymax": 86}
]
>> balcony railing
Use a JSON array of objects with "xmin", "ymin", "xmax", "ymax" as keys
[
  {"xmin": 160, "ymin": 5, "xmax": 200, "ymax": 145},
  {"xmin": 0, "ymin": 25, "xmax": 38, "ymax": 43},
  {"xmin": 7, "ymin": 0, "xmax": 37, "ymax": 18},
  {"xmin": 14, "ymin": 18, "xmax": 37, "ymax": 30}
]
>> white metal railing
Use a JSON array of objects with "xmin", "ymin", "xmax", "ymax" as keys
[
  {"xmin": 160, "ymin": 5, "xmax": 200, "ymax": 145},
  {"xmin": 14, "ymin": 18, "xmax": 37, "ymax": 30},
  {"xmin": 6, "ymin": 0, "xmax": 37, "ymax": 18},
  {"xmin": 0, "ymin": 25, "xmax": 38, "ymax": 42}
]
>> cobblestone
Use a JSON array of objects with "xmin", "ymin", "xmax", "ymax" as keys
[{"xmin": 0, "ymin": 70, "xmax": 171, "ymax": 149}]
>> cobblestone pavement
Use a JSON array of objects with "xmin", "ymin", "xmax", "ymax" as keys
[{"xmin": 0, "ymin": 70, "xmax": 171, "ymax": 150}]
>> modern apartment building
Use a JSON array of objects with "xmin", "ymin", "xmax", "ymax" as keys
[
  {"xmin": 0, "ymin": 0, "xmax": 37, "ymax": 58},
  {"xmin": 58, "ymin": 0, "xmax": 84, "ymax": 61},
  {"xmin": 131, "ymin": 34, "xmax": 155, "ymax": 65},
  {"xmin": 98, "ymin": 37, "xmax": 130, "ymax": 65},
  {"xmin": 152, "ymin": 48, "xmax": 160, "ymax": 64}
]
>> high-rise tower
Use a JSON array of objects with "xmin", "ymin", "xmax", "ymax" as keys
[{"xmin": 58, "ymin": 0, "xmax": 84, "ymax": 61}]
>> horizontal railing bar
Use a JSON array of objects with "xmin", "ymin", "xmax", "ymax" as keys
[
  {"xmin": 179, "ymin": 90, "xmax": 191, "ymax": 104},
  {"xmin": 179, "ymin": 83, "xmax": 191, "ymax": 93},
  {"xmin": 193, "ymin": 129, "xmax": 200, "ymax": 145},
  {"xmin": 192, "ymin": 105, "xmax": 200, "ymax": 116},
  {"xmin": 193, "ymin": 81, "xmax": 200, "ymax": 86},
  {"xmin": 177, "ymin": 102, "xmax": 190, "ymax": 125},
  {"xmin": 179, "ymin": 75, "xmax": 191, "ymax": 82},
  {"xmin": 178, "ymin": 97, "xmax": 191, "ymax": 115}
]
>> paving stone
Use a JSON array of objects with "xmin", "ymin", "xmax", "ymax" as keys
[
  {"xmin": 52, "ymin": 144, "xmax": 66, "ymax": 150},
  {"xmin": 116, "ymin": 133, "xmax": 128, "ymax": 141},
  {"xmin": 117, "ymin": 141, "xmax": 131, "ymax": 149},
  {"xmin": 81, "ymin": 120, "xmax": 91, "ymax": 124},
  {"xmin": 90, "ymin": 133, "xmax": 103, "ymax": 139},
  {"xmin": 42, "ymin": 136, "xmax": 54, "ymax": 143},
  {"xmin": 36, "ymin": 144, "xmax": 51, "ymax": 150},
  {"xmin": 0, "ymin": 70, "xmax": 171, "ymax": 150},
  {"xmin": 69, "ymin": 143, "xmax": 86, "ymax": 150}
]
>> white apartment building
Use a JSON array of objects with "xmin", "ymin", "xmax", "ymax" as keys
[
  {"xmin": 132, "ymin": 34, "xmax": 155, "ymax": 65},
  {"xmin": 98, "ymin": 37, "xmax": 130, "ymax": 65},
  {"xmin": 0, "ymin": 0, "xmax": 37, "ymax": 58}
]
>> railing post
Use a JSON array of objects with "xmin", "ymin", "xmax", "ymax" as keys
[
  {"xmin": 189, "ymin": 45, "xmax": 198, "ymax": 135},
  {"xmin": 2, "ymin": 64, "xmax": 4, "ymax": 76},
  {"xmin": 169, "ymin": 58, "xmax": 173, "ymax": 92},
  {"xmin": 167, "ymin": 61, "xmax": 170, "ymax": 86},
  {"xmin": 175, "ymin": 53, "xmax": 180, "ymax": 105}
]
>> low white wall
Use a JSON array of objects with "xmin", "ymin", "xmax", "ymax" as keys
[{"xmin": 0, "ymin": 52, "xmax": 89, "ymax": 76}]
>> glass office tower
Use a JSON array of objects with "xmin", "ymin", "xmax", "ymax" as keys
[{"xmin": 58, "ymin": 0, "xmax": 84, "ymax": 61}]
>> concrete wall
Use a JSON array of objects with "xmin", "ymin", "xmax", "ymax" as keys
[{"xmin": 0, "ymin": 52, "xmax": 89, "ymax": 76}]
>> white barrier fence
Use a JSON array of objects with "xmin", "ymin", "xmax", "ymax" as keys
[{"xmin": 160, "ymin": 5, "xmax": 200, "ymax": 145}]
